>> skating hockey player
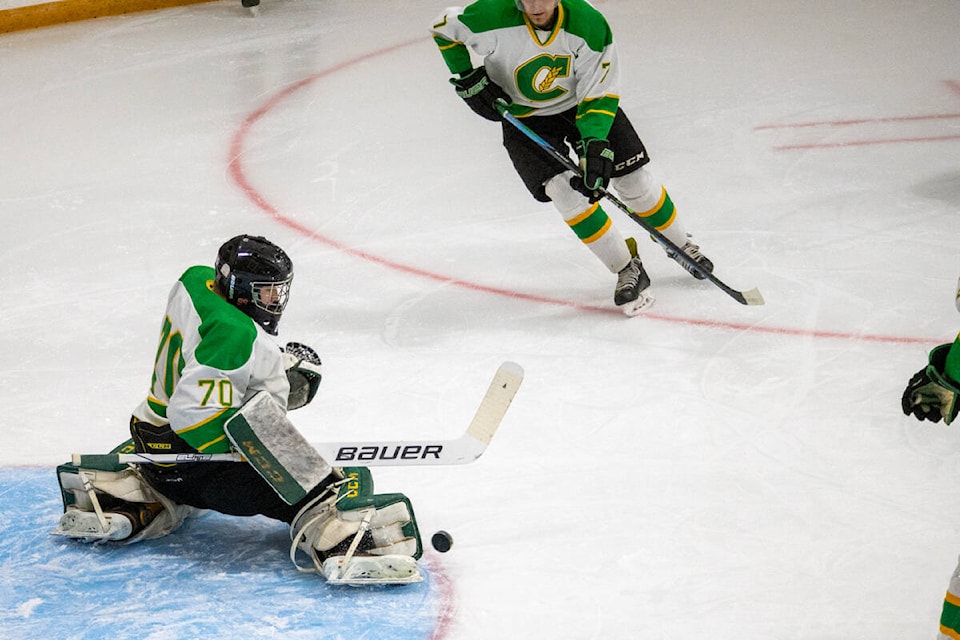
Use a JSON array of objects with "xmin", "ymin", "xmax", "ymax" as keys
[
  {"xmin": 53, "ymin": 234, "xmax": 423, "ymax": 584},
  {"xmin": 901, "ymin": 277, "xmax": 960, "ymax": 637},
  {"xmin": 430, "ymin": 0, "xmax": 714, "ymax": 313}
]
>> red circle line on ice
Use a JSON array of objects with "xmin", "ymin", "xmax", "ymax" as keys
[{"xmin": 226, "ymin": 37, "xmax": 937, "ymax": 346}]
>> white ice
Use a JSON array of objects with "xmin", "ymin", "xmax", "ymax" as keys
[{"xmin": 2, "ymin": 0, "xmax": 960, "ymax": 637}]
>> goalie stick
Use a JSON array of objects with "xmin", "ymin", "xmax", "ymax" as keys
[
  {"xmin": 495, "ymin": 101, "xmax": 764, "ymax": 307},
  {"xmin": 72, "ymin": 361, "xmax": 524, "ymax": 469}
]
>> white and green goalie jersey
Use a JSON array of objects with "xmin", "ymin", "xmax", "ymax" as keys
[
  {"xmin": 431, "ymin": 0, "xmax": 620, "ymax": 141},
  {"xmin": 132, "ymin": 265, "xmax": 289, "ymax": 454}
]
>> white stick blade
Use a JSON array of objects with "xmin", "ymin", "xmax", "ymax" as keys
[
  {"xmin": 466, "ymin": 361, "xmax": 523, "ymax": 445},
  {"xmin": 740, "ymin": 287, "xmax": 765, "ymax": 306}
]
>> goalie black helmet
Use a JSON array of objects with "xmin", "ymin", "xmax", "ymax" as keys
[{"xmin": 215, "ymin": 234, "xmax": 293, "ymax": 335}]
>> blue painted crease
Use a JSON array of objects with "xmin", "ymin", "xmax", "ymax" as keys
[{"xmin": 0, "ymin": 469, "xmax": 437, "ymax": 640}]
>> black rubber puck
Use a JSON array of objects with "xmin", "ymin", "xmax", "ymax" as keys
[{"xmin": 431, "ymin": 530, "xmax": 453, "ymax": 553}]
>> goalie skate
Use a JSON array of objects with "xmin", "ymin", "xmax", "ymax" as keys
[
  {"xmin": 52, "ymin": 508, "xmax": 133, "ymax": 543},
  {"xmin": 321, "ymin": 554, "xmax": 423, "ymax": 586}
]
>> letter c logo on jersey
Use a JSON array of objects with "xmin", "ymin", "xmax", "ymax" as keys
[{"xmin": 515, "ymin": 54, "xmax": 571, "ymax": 102}]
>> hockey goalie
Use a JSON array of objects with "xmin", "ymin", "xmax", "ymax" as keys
[{"xmin": 52, "ymin": 234, "xmax": 423, "ymax": 585}]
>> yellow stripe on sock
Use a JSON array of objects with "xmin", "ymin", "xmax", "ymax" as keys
[
  {"xmin": 566, "ymin": 203, "xmax": 613, "ymax": 244},
  {"xmin": 635, "ymin": 187, "xmax": 678, "ymax": 231},
  {"xmin": 566, "ymin": 202, "xmax": 599, "ymax": 226},
  {"xmin": 940, "ymin": 624, "xmax": 960, "ymax": 640},
  {"xmin": 636, "ymin": 187, "xmax": 667, "ymax": 218}
]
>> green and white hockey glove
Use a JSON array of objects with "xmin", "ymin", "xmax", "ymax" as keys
[
  {"xmin": 450, "ymin": 66, "xmax": 510, "ymax": 122},
  {"xmin": 284, "ymin": 341, "xmax": 322, "ymax": 410},
  {"xmin": 573, "ymin": 138, "xmax": 614, "ymax": 203},
  {"xmin": 902, "ymin": 344, "xmax": 960, "ymax": 425}
]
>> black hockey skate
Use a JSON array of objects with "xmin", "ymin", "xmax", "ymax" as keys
[
  {"xmin": 666, "ymin": 238, "xmax": 713, "ymax": 280},
  {"xmin": 615, "ymin": 238, "xmax": 654, "ymax": 315}
]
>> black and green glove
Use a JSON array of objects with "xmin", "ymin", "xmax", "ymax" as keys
[
  {"xmin": 572, "ymin": 138, "xmax": 614, "ymax": 203},
  {"xmin": 450, "ymin": 67, "xmax": 510, "ymax": 122},
  {"xmin": 901, "ymin": 344, "xmax": 960, "ymax": 425}
]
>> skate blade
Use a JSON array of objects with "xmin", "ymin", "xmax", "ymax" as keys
[{"xmin": 619, "ymin": 290, "xmax": 655, "ymax": 317}]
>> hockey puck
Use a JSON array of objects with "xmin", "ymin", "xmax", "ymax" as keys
[{"xmin": 431, "ymin": 530, "xmax": 453, "ymax": 553}]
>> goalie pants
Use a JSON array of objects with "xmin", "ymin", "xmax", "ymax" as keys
[
  {"xmin": 131, "ymin": 417, "xmax": 334, "ymax": 524},
  {"xmin": 136, "ymin": 459, "xmax": 337, "ymax": 523},
  {"xmin": 501, "ymin": 107, "xmax": 650, "ymax": 203}
]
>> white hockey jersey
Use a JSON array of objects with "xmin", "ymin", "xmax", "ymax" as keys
[{"xmin": 432, "ymin": 0, "xmax": 621, "ymax": 141}]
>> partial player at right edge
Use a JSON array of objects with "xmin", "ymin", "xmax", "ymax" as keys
[{"xmin": 901, "ymin": 276, "xmax": 960, "ymax": 639}]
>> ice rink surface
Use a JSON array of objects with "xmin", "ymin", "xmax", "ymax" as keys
[{"xmin": 1, "ymin": 0, "xmax": 960, "ymax": 637}]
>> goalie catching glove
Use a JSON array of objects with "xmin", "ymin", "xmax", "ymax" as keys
[
  {"xmin": 902, "ymin": 344, "xmax": 960, "ymax": 425},
  {"xmin": 283, "ymin": 341, "xmax": 322, "ymax": 410}
]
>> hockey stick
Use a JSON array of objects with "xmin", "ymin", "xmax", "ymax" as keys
[
  {"xmin": 495, "ymin": 101, "xmax": 764, "ymax": 306},
  {"xmin": 72, "ymin": 361, "xmax": 524, "ymax": 469}
]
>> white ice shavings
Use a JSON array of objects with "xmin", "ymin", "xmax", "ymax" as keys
[{"xmin": 16, "ymin": 598, "xmax": 43, "ymax": 618}]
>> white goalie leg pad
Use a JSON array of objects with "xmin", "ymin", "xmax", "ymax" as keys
[
  {"xmin": 336, "ymin": 502, "xmax": 420, "ymax": 557},
  {"xmin": 58, "ymin": 466, "xmax": 157, "ymax": 506},
  {"xmin": 302, "ymin": 506, "xmax": 366, "ymax": 555},
  {"xmin": 290, "ymin": 491, "xmax": 421, "ymax": 581},
  {"xmin": 55, "ymin": 465, "xmax": 193, "ymax": 543},
  {"xmin": 289, "ymin": 491, "xmax": 341, "ymax": 572},
  {"xmin": 294, "ymin": 502, "xmax": 419, "ymax": 561}
]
